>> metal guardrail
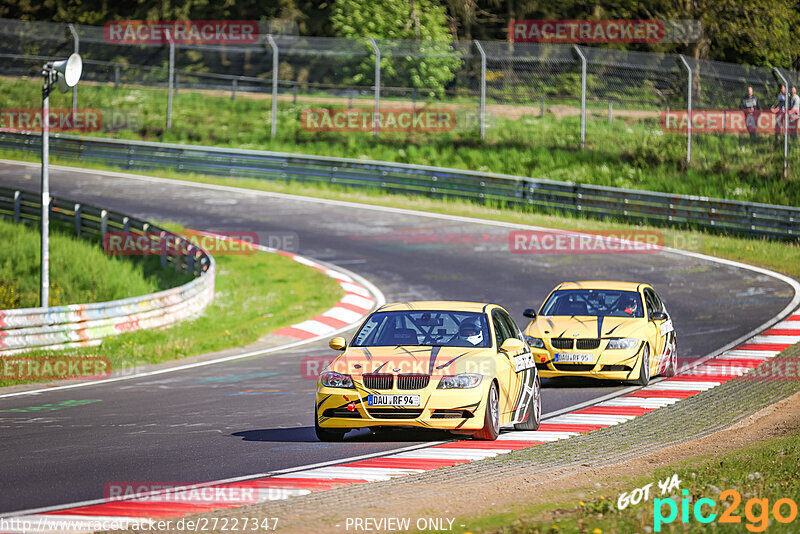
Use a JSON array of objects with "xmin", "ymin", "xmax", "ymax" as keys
[
  {"xmin": 0, "ymin": 186, "xmax": 215, "ymax": 354},
  {"xmin": 1, "ymin": 131, "xmax": 799, "ymax": 239}
]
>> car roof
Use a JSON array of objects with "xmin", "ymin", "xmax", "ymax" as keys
[
  {"xmin": 554, "ymin": 281, "xmax": 651, "ymax": 292},
  {"xmin": 377, "ymin": 301, "xmax": 495, "ymax": 313}
]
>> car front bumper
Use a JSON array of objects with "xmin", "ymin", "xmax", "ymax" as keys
[
  {"xmin": 530, "ymin": 343, "xmax": 644, "ymax": 381},
  {"xmin": 316, "ymin": 378, "xmax": 491, "ymax": 431}
]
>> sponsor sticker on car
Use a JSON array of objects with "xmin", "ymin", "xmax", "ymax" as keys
[
  {"xmin": 554, "ymin": 353, "xmax": 594, "ymax": 363},
  {"xmin": 368, "ymin": 394, "xmax": 420, "ymax": 407},
  {"xmin": 514, "ymin": 352, "xmax": 536, "ymax": 371}
]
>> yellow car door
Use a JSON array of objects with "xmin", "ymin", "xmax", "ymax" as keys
[
  {"xmin": 490, "ymin": 309, "xmax": 519, "ymax": 419},
  {"xmin": 643, "ymin": 287, "xmax": 667, "ymax": 368}
]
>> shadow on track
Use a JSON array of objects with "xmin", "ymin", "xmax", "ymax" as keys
[
  {"xmin": 541, "ymin": 377, "xmax": 628, "ymax": 388},
  {"xmin": 232, "ymin": 427, "xmax": 454, "ymax": 443}
]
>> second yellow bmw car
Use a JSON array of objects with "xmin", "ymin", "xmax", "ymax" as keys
[
  {"xmin": 315, "ymin": 301, "xmax": 541, "ymax": 441},
  {"xmin": 522, "ymin": 281, "xmax": 677, "ymax": 385}
]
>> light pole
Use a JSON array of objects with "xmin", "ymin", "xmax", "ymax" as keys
[{"xmin": 40, "ymin": 53, "xmax": 82, "ymax": 307}]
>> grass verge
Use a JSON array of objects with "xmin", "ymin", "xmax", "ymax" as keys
[
  {"xmin": 2, "ymin": 76, "xmax": 799, "ymax": 205},
  {"xmin": 0, "ymin": 216, "xmax": 189, "ymax": 308},
  {"xmin": 2, "ymin": 152, "xmax": 797, "ymax": 280},
  {"xmin": 0, "ymin": 229, "xmax": 345, "ymax": 387},
  {"xmin": 455, "ymin": 427, "xmax": 800, "ymax": 534}
]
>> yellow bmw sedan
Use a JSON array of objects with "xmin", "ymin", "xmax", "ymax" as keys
[
  {"xmin": 522, "ymin": 281, "xmax": 677, "ymax": 386},
  {"xmin": 315, "ymin": 301, "xmax": 541, "ymax": 441}
]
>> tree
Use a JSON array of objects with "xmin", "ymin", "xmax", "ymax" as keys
[{"xmin": 330, "ymin": 0, "xmax": 462, "ymax": 96}]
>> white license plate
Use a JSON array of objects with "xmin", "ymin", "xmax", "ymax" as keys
[
  {"xmin": 368, "ymin": 394, "xmax": 420, "ymax": 406},
  {"xmin": 554, "ymin": 353, "xmax": 594, "ymax": 363}
]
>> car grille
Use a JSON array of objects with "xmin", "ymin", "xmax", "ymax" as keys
[
  {"xmin": 397, "ymin": 374, "xmax": 430, "ymax": 390},
  {"xmin": 367, "ymin": 408, "xmax": 423, "ymax": 419},
  {"xmin": 552, "ymin": 363, "xmax": 595, "ymax": 372},
  {"xmin": 602, "ymin": 364, "xmax": 632, "ymax": 372},
  {"xmin": 322, "ymin": 408, "xmax": 361, "ymax": 418},
  {"xmin": 576, "ymin": 338, "xmax": 601, "ymax": 350},
  {"xmin": 430, "ymin": 409, "xmax": 473, "ymax": 419},
  {"xmin": 363, "ymin": 373, "xmax": 393, "ymax": 390},
  {"xmin": 535, "ymin": 362, "xmax": 549, "ymax": 370},
  {"xmin": 551, "ymin": 338, "xmax": 574, "ymax": 349}
]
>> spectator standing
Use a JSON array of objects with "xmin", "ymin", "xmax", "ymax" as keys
[
  {"xmin": 789, "ymin": 86, "xmax": 800, "ymax": 138},
  {"xmin": 771, "ymin": 84, "xmax": 787, "ymax": 141},
  {"xmin": 739, "ymin": 86, "xmax": 759, "ymax": 140}
]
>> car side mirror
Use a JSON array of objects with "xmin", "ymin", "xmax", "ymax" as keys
[
  {"xmin": 500, "ymin": 338, "xmax": 525, "ymax": 353},
  {"xmin": 329, "ymin": 337, "xmax": 347, "ymax": 351},
  {"xmin": 650, "ymin": 310, "xmax": 668, "ymax": 321},
  {"xmin": 523, "ymin": 308, "xmax": 537, "ymax": 319}
]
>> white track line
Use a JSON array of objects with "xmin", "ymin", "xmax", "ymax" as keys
[
  {"xmin": 597, "ymin": 397, "xmax": 680, "ymax": 408},
  {"xmin": 273, "ymin": 467, "xmax": 424, "ymax": 481},
  {"xmin": 545, "ymin": 413, "xmax": 636, "ymax": 425}
]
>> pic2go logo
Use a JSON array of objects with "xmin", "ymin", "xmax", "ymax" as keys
[{"xmin": 654, "ymin": 489, "xmax": 799, "ymax": 532}]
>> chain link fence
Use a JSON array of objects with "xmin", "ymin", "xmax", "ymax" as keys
[{"xmin": 2, "ymin": 17, "xmax": 799, "ymax": 184}]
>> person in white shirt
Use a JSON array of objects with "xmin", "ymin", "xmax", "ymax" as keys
[{"xmin": 789, "ymin": 86, "xmax": 800, "ymax": 138}]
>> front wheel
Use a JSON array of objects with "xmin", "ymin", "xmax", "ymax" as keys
[
  {"xmin": 474, "ymin": 381, "xmax": 500, "ymax": 441},
  {"xmin": 315, "ymin": 409, "xmax": 347, "ymax": 442},
  {"xmin": 631, "ymin": 344, "xmax": 651, "ymax": 387},
  {"xmin": 514, "ymin": 373, "xmax": 541, "ymax": 431}
]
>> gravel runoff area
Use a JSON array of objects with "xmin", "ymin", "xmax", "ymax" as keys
[{"xmin": 137, "ymin": 342, "xmax": 800, "ymax": 534}]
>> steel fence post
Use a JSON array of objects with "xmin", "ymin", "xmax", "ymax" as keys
[
  {"xmin": 678, "ymin": 55, "xmax": 692, "ymax": 163},
  {"xmin": 369, "ymin": 37, "xmax": 381, "ymax": 138},
  {"xmin": 160, "ymin": 231, "xmax": 168, "ymax": 268},
  {"xmin": 187, "ymin": 244, "xmax": 196, "ymax": 274},
  {"xmin": 573, "ymin": 45, "xmax": 587, "ymax": 150},
  {"xmin": 167, "ymin": 39, "xmax": 175, "ymax": 130},
  {"xmin": 68, "ymin": 24, "xmax": 79, "ymax": 116},
  {"xmin": 41, "ymin": 74, "xmax": 51, "ymax": 308},
  {"xmin": 267, "ymin": 35, "xmax": 279, "ymax": 138},
  {"xmin": 774, "ymin": 68, "xmax": 789, "ymax": 178},
  {"xmin": 474, "ymin": 40, "xmax": 487, "ymax": 141},
  {"xmin": 232, "ymin": 78, "xmax": 238, "ymax": 101},
  {"xmin": 13, "ymin": 191, "xmax": 20, "ymax": 223},
  {"xmin": 100, "ymin": 209, "xmax": 108, "ymax": 241},
  {"xmin": 74, "ymin": 204, "xmax": 82, "ymax": 236}
]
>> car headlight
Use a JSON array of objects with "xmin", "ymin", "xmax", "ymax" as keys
[
  {"xmin": 524, "ymin": 335, "xmax": 545, "ymax": 349},
  {"xmin": 437, "ymin": 373, "xmax": 483, "ymax": 389},
  {"xmin": 606, "ymin": 338, "xmax": 640, "ymax": 350},
  {"xmin": 320, "ymin": 371, "xmax": 354, "ymax": 388}
]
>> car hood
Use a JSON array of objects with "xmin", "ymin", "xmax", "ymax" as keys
[
  {"xmin": 525, "ymin": 315, "xmax": 646, "ymax": 339},
  {"xmin": 328, "ymin": 345, "xmax": 494, "ymax": 377}
]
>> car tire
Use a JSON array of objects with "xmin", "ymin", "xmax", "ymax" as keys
[
  {"xmin": 315, "ymin": 409, "xmax": 347, "ymax": 442},
  {"xmin": 514, "ymin": 373, "xmax": 541, "ymax": 431},
  {"xmin": 632, "ymin": 344, "xmax": 651, "ymax": 387},
  {"xmin": 474, "ymin": 381, "xmax": 500, "ymax": 441}
]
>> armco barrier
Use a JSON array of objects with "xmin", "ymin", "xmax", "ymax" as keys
[
  {"xmin": 1, "ymin": 131, "xmax": 798, "ymax": 239},
  {"xmin": 0, "ymin": 186, "xmax": 215, "ymax": 354}
]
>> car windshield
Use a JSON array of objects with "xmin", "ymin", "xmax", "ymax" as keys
[
  {"xmin": 540, "ymin": 289, "xmax": 645, "ymax": 318},
  {"xmin": 352, "ymin": 310, "xmax": 492, "ymax": 348}
]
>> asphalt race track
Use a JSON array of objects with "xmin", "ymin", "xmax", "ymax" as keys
[{"xmin": 0, "ymin": 161, "xmax": 794, "ymax": 514}]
